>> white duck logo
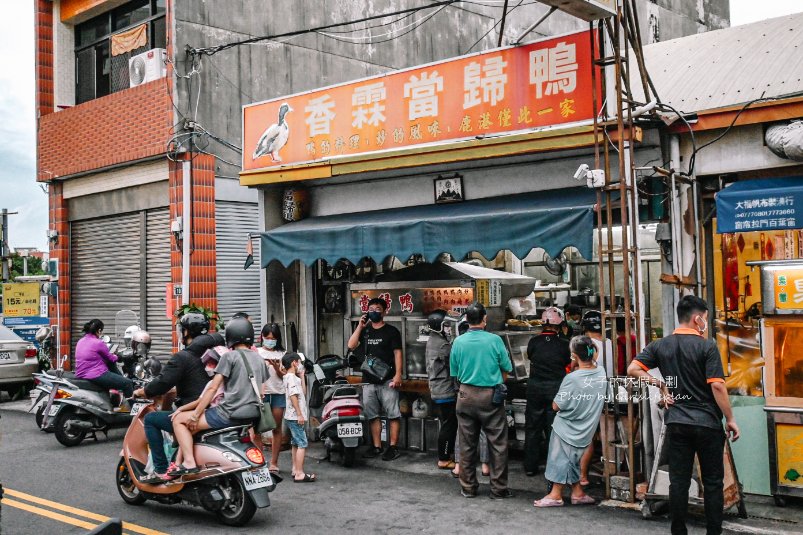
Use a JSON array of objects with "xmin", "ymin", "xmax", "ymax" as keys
[{"xmin": 252, "ymin": 102, "xmax": 292, "ymax": 162}]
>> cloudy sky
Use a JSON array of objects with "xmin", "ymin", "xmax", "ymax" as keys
[{"xmin": 1, "ymin": 1, "xmax": 801, "ymax": 251}]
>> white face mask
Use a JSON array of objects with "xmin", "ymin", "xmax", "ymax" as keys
[{"xmin": 263, "ymin": 339, "xmax": 277, "ymax": 350}]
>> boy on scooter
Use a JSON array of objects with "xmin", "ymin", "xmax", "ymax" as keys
[{"xmin": 282, "ymin": 353, "xmax": 316, "ymax": 483}]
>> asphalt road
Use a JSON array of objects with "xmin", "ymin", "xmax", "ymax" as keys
[{"xmin": 0, "ymin": 403, "xmax": 682, "ymax": 535}]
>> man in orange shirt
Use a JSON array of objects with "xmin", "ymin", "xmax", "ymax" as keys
[{"xmin": 627, "ymin": 295, "xmax": 739, "ymax": 535}]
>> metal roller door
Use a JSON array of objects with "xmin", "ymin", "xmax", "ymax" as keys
[
  {"xmin": 145, "ymin": 209, "xmax": 173, "ymax": 359},
  {"xmin": 216, "ymin": 202, "xmax": 262, "ymax": 328},
  {"xmin": 71, "ymin": 214, "xmax": 141, "ymax": 352}
]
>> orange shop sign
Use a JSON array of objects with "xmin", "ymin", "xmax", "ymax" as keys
[
  {"xmin": 242, "ymin": 30, "xmax": 596, "ymax": 172},
  {"xmin": 774, "ymin": 267, "xmax": 803, "ymax": 310}
]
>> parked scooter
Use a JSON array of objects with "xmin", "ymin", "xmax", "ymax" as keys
[
  {"xmin": 115, "ymin": 400, "xmax": 279, "ymax": 526},
  {"xmin": 315, "ymin": 354, "xmax": 367, "ymax": 467}
]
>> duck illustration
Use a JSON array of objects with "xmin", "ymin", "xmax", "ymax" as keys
[{"xmin": 252, "ymin": 102, "xmax": 292, "ymax": 162}]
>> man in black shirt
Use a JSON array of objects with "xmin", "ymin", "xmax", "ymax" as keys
[
  {"xmin": 347, "ymin": 297, "xmax": 403, "ymax": 461},
  {"xmin": 132, "ymin": 313, "xmax": 221, "ymax": 481},
  {"xmin": 629, "ymin": 295, "xmax": 740, "ymax": 535},
  {"xmin": 524, "ymin": 306, "xmax": 571, "ymax": 476}
]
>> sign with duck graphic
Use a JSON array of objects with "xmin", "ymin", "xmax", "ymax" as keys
[{"xmin": 243, "ymin": 29, "xmax": 596, "ymax": 173}]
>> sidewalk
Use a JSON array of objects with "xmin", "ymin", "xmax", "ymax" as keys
[{"xmin": 305, "ymin": 441, "xmax": 803, "ymax": 535}]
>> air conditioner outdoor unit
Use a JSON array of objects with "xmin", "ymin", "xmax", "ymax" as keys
[{"xmin": 128, "ymin": 48, "xmax": 167, "ymax": 88}]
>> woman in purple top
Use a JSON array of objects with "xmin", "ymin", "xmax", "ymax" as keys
[{"xmin": 74, "ymin": 319, "xmax": 134, "ymax": 397}]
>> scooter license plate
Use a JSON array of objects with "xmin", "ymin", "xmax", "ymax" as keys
[
  {"xmin": 129, "ymin": 403, "xmax": 147, "ymax": 416},
  {"xmin": 242, "ymin": 467, "xmax": 272, "ymax": 491},
  {"xmin": 337, "ymin": 422, "xmax": 362, "ymax": 438},
  {"xmin": 48, "ymin": 405, "xmax": 60, "ymax": 417}
]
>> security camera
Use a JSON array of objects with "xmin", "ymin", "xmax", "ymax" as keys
[{"xmin": 573, "ymin": 164, "xmax": 590, "ymax": 181}]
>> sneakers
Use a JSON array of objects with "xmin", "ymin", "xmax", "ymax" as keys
[
  {"xmin": 461, "ymin": 487, "xmax": 478, "ymax": 498},
  {"xmin": 363, "ymin": 446, "xmax": 383, "ymax": 459},
  {"xmin": 381, "ymin": 446, "xmax": 401, "ymax": 461},
  {"xmin": 489, "ymin": 489, "xmax": 514, "ymax": 500}
]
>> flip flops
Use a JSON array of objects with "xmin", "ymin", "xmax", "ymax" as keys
[
  {"xmin": 293, "ymin": 473, "xmax": 317, "ymax": 483},
  {"xmin": 571, "ymin": 495, "xmax": 596, "ymax": 505},
  {"xmin": 533, "ymin": 497, "xmax": 565, "ymax": 508},
  {"xmin": 437, "ymin": 461, "xmax": 456, "ymax": 470}
]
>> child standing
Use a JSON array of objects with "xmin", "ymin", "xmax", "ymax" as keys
[{"xmin": 282, "ymin": 353, "xmax": 316, "ymax": 483}]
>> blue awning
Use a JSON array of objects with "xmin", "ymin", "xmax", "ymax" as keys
[
  {"xmin": 260, "ymin": 187, "xmax": 598, "ymax": 267},
  {"xmin": 715, "ymin": 177, "xmax": 803, "ymax": 234}
]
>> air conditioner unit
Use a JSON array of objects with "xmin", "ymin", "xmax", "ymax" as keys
[{"xmin": 128, "ymin": 48, "xmax": 167, "ymax": 88}]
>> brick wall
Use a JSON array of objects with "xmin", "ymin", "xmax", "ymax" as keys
[
  {"xmin": 37, "ymin": 80, "xmax": 171, "ymax": 181},
  {"xmin": 35, "ymin": 0, "xmax": 54, "ymax": 118},
  {"xmin": 169, "ymin": 154, "xmax": 218, "ymax": 347},
  {"xmin": 48, "ymin": 182, "xmax": 71, "ymax": 366}
]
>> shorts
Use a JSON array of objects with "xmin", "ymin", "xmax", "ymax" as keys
[
  {"xmin": 544, "ymin": 432, "xmax": 586, "ymax": 485},
  {"xmin": 286, "ymin": 420, "xmax": 308, "ymax": 448},
  {"xmin": 362, "ymin": 381, "xmax": 401, "ymax": 420},
  {"xmin": 264, "ymin": 393, "xmax": 286, "ymax": 409},
  {"xmin": 205, "ymin": 406, "xmax": 235, "ymax": 429}
]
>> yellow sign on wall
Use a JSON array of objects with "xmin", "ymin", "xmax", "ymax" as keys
[
  {"xmin": 776, "ymin": 423, "xmax": 803, "ymax": 488},
  {"xmin": 2, "ymin": 283, "xmax": 41, "ymax": 317},
  {"xmin": 774, "ymin": 267, "xmax": 803, "ymax": 310}
]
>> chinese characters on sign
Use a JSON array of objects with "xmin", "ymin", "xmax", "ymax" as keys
[
  {"xmin": 774, "ymin": 268, "xmax": 803, "ymax": 309},
  {"xmin": 1, "ymin": 283, "xmax": 40, "ymax": 317},
  {"xmin": 243, "ymin": 31, "xmax": 596, "ymax": 171},
  {"xmin": 731, "ymin": 195, "xmax": 798, "ymax": 231}
]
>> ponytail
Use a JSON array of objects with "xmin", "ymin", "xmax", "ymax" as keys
[{"xmin": 83, "ymin": 319, "xmax": 104, "ymax": 336}]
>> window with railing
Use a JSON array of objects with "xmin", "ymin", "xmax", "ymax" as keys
[{"xmin": 75, "ymin": 0, "xmax": 166, "ymax": 104}]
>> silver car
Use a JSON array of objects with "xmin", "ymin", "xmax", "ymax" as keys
[{"xmin": 0, "ymin": 324, "xmax": 38, "ymax": 397}]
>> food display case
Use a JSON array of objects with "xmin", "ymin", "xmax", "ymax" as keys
[
  {"xmin": 345, "ymin": 262, "xmax": 536, "ymax": 384},
  {"xmin": 755, "ymin": 260, "xmax": 803, "ymax": 504}
]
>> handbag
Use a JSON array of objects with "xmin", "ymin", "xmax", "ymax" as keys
[
  {"xmin": 361, "ymin": 356, "xmax": 393, "ymax": 383},
  {"xmin": 238, "ymin": 350, "xmax": 277, "ymax": 433}
]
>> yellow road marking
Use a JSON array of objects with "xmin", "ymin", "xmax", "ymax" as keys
[
  {"xmin": 3, "ymin": 488, "xmax": 169, "ymax": 535},
  {"xmin": 2, "ymin": 498, "xmax": 99, "ymax": 531}
]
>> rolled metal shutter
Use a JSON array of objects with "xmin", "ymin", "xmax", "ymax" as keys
[
  {"xmin": 145, "ymin": 208, "xmax": 173, "ymax": 359},
  {"xmin": 71, "ymin": 214, "xmax": 141, "ymax": 352},
  {"xmin": 216, "ymin": 202, "xmax": 262, "ymax": 328}
]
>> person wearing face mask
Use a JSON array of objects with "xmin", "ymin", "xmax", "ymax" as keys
[
  {"xmin": 258, "ymin": 323, "xmax": 289, "ymax": 473},
  {"xmin": 425, "ymin": 309, "xmax": 459, "ymax": 470},
  {"xmin": 347, "ymin": 297, "xmax": 403, "ymax": 461},
  {"xmin": 628, "ymin": 295, "xmax": 740, "ymax": 535}
]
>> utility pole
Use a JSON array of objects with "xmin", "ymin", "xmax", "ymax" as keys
[{"xmin": 1, "ymin": 209, "xmax": 18, "ymax": 283}]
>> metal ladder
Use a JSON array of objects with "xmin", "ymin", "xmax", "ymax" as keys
[{"xmin": 590, "ymin": 0, "xmax": 656, "ymax": 503}]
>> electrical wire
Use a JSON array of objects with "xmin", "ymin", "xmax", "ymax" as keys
[
  {"xmin": 191, "ymin": 1, "xmax": 461, "ymax": 56},
  {"xmin": 316, "ymin": 5, "xmax": 448, "ymax": 45},
  {"xmin": 316, "ymin": 7, "xmax": 443, "ymax": 42},
  {"xmin": 462, "ymin": 0, "xmax": 524, "ymax": 55}
]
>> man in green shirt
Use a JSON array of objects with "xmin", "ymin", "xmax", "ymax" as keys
[{"xmin": 450, "ymin": 303, "xmax": 513, "ymax": 499}]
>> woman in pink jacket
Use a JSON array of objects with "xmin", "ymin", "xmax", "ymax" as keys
[{"xmin": 74, "ymin": 319, "xmax": 134, "ymax": 397}]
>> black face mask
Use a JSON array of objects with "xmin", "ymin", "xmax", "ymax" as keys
[{"xmin": 368, "ymin": 311, "xmax": 383, "ymax": 323}]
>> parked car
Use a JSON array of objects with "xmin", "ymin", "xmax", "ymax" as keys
[{"xmin": 0, "ymin": 324, "xmax": 38, "ymax": 398}]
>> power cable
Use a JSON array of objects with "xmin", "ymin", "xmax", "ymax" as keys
[
  {"xmin": 316, "ymin": 5, "xmax": 448, "ymax": 45},
  {"xmin": 191, "ymin": 1, "xmax": 462, "ymax": 56},
  {"xmin": 462, "ymin": 0, "xmax": 524, "ymax": 54}
]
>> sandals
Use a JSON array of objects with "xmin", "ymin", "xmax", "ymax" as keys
[
  {"xmin": 293, "ymin": 473, "xmax": 317, "ymax": 483},
  {"xmin": 437, "ymin": 461, "xmax": 456, "ymax": 470},
  {"xmin": 571, "ymin": 495, "xmax": 596, "ymax": 505},
  {"xmin": 533, "ymin": 497, "xmax": 564, "ymax": 508},
  {"xmin": 169, "ymin": 464, "xmax": 200, "ymax": 476},
  {"xmin": 143, "ymin": 472, "xmax": 175, "ymax": 484}
]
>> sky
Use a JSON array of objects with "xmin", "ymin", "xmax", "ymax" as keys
[{"xmin": 0, "ymin": 1, "xmax": 801, "ymax": 252}]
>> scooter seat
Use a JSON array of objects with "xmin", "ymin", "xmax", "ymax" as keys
[{"xmin": 67, "ymin": 378, "xmax": 108, "ymax": 393}]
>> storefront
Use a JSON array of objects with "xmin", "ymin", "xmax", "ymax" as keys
[
  {"xmin": 239, "ymin": 28, "xmax": 671, "ymax": 460},
  {"xmin": 714, "ymin": 177, "xmax": 803, "ymax": 504}
]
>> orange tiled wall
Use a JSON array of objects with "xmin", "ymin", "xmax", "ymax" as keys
[
  {"xmin": 37, "ymin": 80, "xmax": 171, "ymax": 180},
  {"xmin": 169, "ymin": 154, "xmax": 218, "ymax": 347},
  {"xmin": 48, "ymin": 182, "xmax": 72, "ymax": 366}
]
